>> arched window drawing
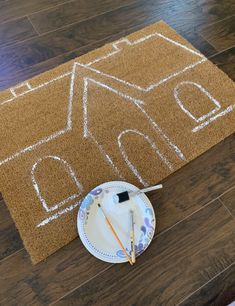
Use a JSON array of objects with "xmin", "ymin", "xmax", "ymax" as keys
[
  {"xmin": 118, "ymin": 129, "xmax": 173, "ymax": 186},
  {"xmin": 174, "ymin": 81, "xmax": 221, "ymax": 123},
  {"xmin": 31, "ymin": 155, "xmax": 83, "ymax": 212}
]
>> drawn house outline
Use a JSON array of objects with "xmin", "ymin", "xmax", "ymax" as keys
[
  {"xmin": 0, "ymin": 29, "xmax": 234, "ymax": 227},
  {"xmin": 0, "ymin": 30, "xmax": 206, "ymax": 168}
]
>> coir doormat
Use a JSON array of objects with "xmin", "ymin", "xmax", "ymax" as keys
[{"xmin": 0, "ymin": 21, "xmax": 235, "ymax": 263}]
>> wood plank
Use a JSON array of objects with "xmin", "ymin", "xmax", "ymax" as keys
[
  {"xmin": 150, "ymin": 134, "xmax": 235, "ymax": 235},
  {"xmin": 180, "ymin": 263, "xmax": 235, "ymax": 306},
  {"xmin": 0, "ymin": 25, "xmax": 217, "ymax": 91},
  {"xmin": 0, "ymin": 237, "xmax": 110, "ymax": 305},
  {"xmin": 0, "ymin": 0, "xmax": 234, "ymax": 78},
  {"xmin": 29, "ymin": 0, "xmax": 137, "ymax": 34},
  {"xmin": 0, "ymin": 200, "xmax": 23, "ymax": 260},
  {"xmin": 181, "ymin": 30, "xmax": 217, "ymax": 57},
  {"xmin": 0, "ymin": 17, "xmax": 37, "ymax": 48},
  {"xmin": 200, "ymin": 15, "xmax": 235, "ymax": 52},
  {"xmin": 210, "ymin": 46, "xmax": 235, "ymax": 81},
  {"xmin": 0, "ymin": 27, "xmax": 135, "ymax": 90},
  {"xmin": 0, "ymin": 135, "xmax": 234, "ymax": 303},
  {"xmin": 0, "ymin": 0, "xmax": 73, "ymax": 24},
  {"xmin": 0, "ymin": 129, "xmax": 233, "ymax": 262},
  {"xmin": 29, "ymin": 0, "xmax": 235, "ymax": 34},
  {"xmin": 53, "ymin": 201, "xmax": 235, "ymax": 305},
  {"xmin": 220, "ymin": 187, "xmax": 235, "ymax": 217}
]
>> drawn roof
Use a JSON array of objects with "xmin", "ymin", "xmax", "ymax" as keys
[{"xmin": 0, "ymin": 30, "xmax": 206, "ymax": 167}]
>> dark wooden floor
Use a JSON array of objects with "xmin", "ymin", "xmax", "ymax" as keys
[{"xmin": 0, "ymin": 1, "xmax": 235, "ymax": 305}]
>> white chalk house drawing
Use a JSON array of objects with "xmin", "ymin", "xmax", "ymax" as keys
[
  {"xmin": 174, "ymin": 81, "xmax": 235, "ymax": 132},
  {"xmin": 0, "ymin": 29, "xmax": 234, "ymax": 229}
]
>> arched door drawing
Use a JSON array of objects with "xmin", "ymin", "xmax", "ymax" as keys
[{"xmin": 31, "ymin": 155, "xmax": 83, "ymax": 212}]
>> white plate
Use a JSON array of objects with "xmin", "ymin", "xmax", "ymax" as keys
[{"xmin": 77, "ymin": 181, "xmax": 156, "ymax": 263}]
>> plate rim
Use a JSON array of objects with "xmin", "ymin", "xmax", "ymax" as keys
[{"xmin": 77, "ymin": 180, "xmax": 156, "ymax": 263}]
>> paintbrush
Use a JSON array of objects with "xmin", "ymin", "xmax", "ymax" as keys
[
  {"xmin": 116, "ymin": 184, "xmax": 163, "ymax": 203},
  {"xmin": 97, "ymin": 203, "xmax": 133, "ymax": 265},
  {"xmin": 130, "ymin": 210, "xmax": 136, "ymax": 263}
]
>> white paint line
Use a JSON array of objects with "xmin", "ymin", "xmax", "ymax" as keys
[
  {"xmin": 0, "ymin": 29, "xmax": 204, "ymax": 167},
  {"xmin": 174, "ymin": 81, "xmax": 221, "ymax": 122},
  {"xmin": 118, "ymin": 129, "xmax": 173, "ymax": 186},
  {"xmin": 36, "ymin": 200, "xmax": 82, "ymax": 227},
  {"xmin": 86, "ymin": 31, "xmax": 204, "ymax": 67},
  {"xmin": 0, "ymin": 128, "xmax": 68, "ymax": 166},
  {"xmin": 75, "ymin": 59, "xmax": 207, "ymax": 93},
  {"xmin": 155, "ymin": 32, "xmax": 204, "ymax": 58},
  {"xmin": 147, "ymin": 58, "xmax": 207, "ymax": 91},
  {"xmin": 0, "ymin": 71, "xmax": 74, "ymax": 166},
  {"xmin": 82, "ymin": 78, "xmax": 89, "ymax": 138},
  {"xmin": 31, "ymin": 155, "xmax": 83, "ymax": 212},
  {"xmin": 192, "ymin": 104, "xmax": 235, "ymax": 132},
  {"xmin": 67, "ymin": 64, "xmax": 77, "ymax": 130},
  {"xmin": 10, "ymin": 82, "xmax": 33, "ymax": 98},
  {"xmin": 86, "ymin": 50, "xmax": 119, "ymax": 66},
  {"xmin": 10, "ymin": 88, "xmax": 17, "ymax": 97},
  {"xmin": 134, "ymin": 102, "xmax": 186, "ymax": 161},
  {"xmin": 89, "ymin": 132, "xmax": 125, "ymax": 180},
  {"xmin": 176, "ymin": 262, "xmax": 235, "ymax": 306},
  {"xmin": 79, "ymin": 76, "xmax": 185, "ymax": 161},
  {"xmin": 1, "ymin": 72, "xmax": 71, "ymax": 106},
  {"xmin": 82, "ymin": 76, "xmax": 144, "ymax": 138}
]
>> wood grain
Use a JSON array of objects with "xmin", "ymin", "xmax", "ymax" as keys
[
  {"xmin": 200, "ymin": 15, "xmax": 235, "ymax": 52},
  {"xmin": 148, "ymin": 134, "xmax": 235, "ymax": 236},
  {"xmin": 0, "ymin": 238, "xmax": 110, "ymax": 305},
  {"xmin": 54, "ymin": 201, "xmax": 235, "ymax": 306},
  {"xmin": 0, "ymin": 1, "xmax": 235, "ymax": 304},
  {"xmin": 29, "ymin": 0, "xmax": 235, "ymax": 35},
  {"xmin": 0, "ymin": 134, "xmax": 234, "ymax": 303},
  {"xmin": 0, "ymin": 0, "xmax": 73, "ymax": 24},
  {"xmin": 0, "ymin": 17, "xmax": 37, "ymax": 48},
  {"xmin": 0, "ymin": 200, "xmax": 23, "ymax": 260},
  {"xmin": 0, "ymin": 27, "xmax": 139, "ymax": 90},
  {"xmin": 180, "ymin": 263, "xmax": 235, "ymax": 306},
  {"xmin": 220, "ymin": 187, "xmax": 235, "ymax": 217},
  {"xmin": 210, "ymin": 46, "xmax": 235, "ymax": 81},
  {"xmin": 29, "ymin": 0, "xmax": 137, "ymax": 34},
  {"xmin": 1, "ymin": 0, "xmax": 234, "ymax": 79},
  {"xmin": 181, "ymin": 30, "xmax": 217, "ymax": 57},
  {"xmin": 0, "ymin": 24, "xmax": 216, "ymax": 91}
]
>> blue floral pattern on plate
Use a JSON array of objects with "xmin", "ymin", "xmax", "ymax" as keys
[
  {"xmin": 116, "ymin": 206, "xmax": 155, "ymax": 258},
  {"xmin": 77, "ymin": 182, "xmax": 156, "ymax": 263}
]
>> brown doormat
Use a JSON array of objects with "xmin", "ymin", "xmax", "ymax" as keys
[{"xmin": 0, "ymin": 21, "xmax": 235, "ymax": 263}]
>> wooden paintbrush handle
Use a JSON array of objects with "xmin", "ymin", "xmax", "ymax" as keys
[{"xmin": 105, "ymin": 218, "xmax": 133, "ymax": 265}]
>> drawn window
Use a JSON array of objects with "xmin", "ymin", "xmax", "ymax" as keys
[{"xmin": 174, "ymin": 81, "xmax": 221, "ymax": 122}]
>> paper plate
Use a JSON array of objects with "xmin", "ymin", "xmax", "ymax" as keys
[{"xmin": 77, "ymin": 181, "xmax": 156, "ymax": 263}]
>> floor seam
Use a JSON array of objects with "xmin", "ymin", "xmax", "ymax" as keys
[
  {"xmin": 28, "ymin": 0, "xmax": 138, "ymax": 37},
  {"xmin": 0, "ymin": 248, "xmax": 24, "ymax": 265},
  {"xmin": 208, "ymin": 44, "xmax": 235, "ymax": 59},
  {"xmin": 175, "ymin": 261, "xmax": 235, "ymax": 306},
  {"xmin": 0, "ymin": 0, "xmax": 75, "ymax": 27},
  {"xmin": 49, "ymin": 264, "xmax": 113, "ymax": 305},
  {"xmin": 27, "ymin": 16, "xmax": 40, "ymax": 36},
  {"xmin": 49, "ymin": 194, "xmax": 223, "ymax": 304},
  {"xmin": 199, "ymin": 14, "xmax": 235, "ymax": 31},
  {"xmin": 218, "ymin": 198, "xmax": 234, "ymax": 219}
]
